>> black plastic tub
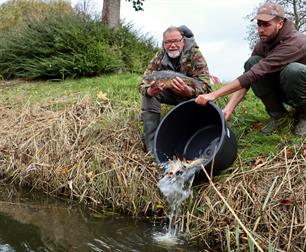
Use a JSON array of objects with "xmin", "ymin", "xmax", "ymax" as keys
[{"xmin": 153, "ymin": 99, "xmax": 237, "ymax": 182}]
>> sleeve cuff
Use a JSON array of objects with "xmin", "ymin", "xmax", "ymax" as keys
[{"xmin": 144, "ymin": 88, "xmax": 152, "ymax": 97}]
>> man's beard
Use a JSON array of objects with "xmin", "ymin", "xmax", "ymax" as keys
[
  {"xmin": 167, "ymin": 50, "xmax": 181, "ymax": 58},
  {"xmin": 260, "ymin": 28, "xmax": 279, "ymax": 43}
]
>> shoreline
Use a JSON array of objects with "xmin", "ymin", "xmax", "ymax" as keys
[{"xmin": 0, "ymin": 78, "xmax": 305, "ymax": 251}]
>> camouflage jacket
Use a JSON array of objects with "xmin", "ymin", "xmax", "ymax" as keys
[{"xmin": 139, "ymin": 37, "xmax": 211, "ymax": 96}]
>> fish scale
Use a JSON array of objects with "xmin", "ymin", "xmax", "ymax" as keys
[{"xmin": 142, "ymin": 70, "xmax": 203, "ymax": 89}]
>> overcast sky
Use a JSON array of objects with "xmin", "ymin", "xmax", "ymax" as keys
[
  {"xmin": 85, "ymin": 0, "xmax": 263, "ymax": 81},
  {"xmin": 1, "ymin": 0, "xmax": 263, "ymax": 81}
]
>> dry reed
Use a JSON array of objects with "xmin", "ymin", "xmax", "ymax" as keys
[
  {"xmin": 0, "ymin": 96, "xmax": 163, "ymax": 215},
  {"xmin": 0, "ymin": 96, "xmax": 305, "ymax": 251},
  {"xmin": 188, "ymin": 145, "xmax": 306, "ymax": 251}
]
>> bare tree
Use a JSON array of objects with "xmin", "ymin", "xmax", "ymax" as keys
[
  {"xmin": 102, "ymin": 0, "xmax": 121, "ymax": 28},
  {"xmin": 101, "ymin": 0, "xmax": 144, "ymax": 28},
  {"xmin": 246, "ymin": 0, "xmax": 306, "ymax": 49},
  {"xmin": 278, "ymin": 0, "xmax": 306, "ymax": 32}
]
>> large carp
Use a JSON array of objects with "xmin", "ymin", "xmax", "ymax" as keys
[{"xmin": 142, "ymin": 70, "xmax": 204, "ymax": 89}]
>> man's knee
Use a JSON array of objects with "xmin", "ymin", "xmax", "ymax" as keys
[
  {"xmin": 141, "ymin": 95, "xmax": 161, "ymax": 113},
  {"xmin": 280, "ymin": 63, "xmax": 306, "ymax": 107},
  {"xmin": 244, "ymin": 55, "xmax": 262, "ymax": 71},
  {"xmin": 247, "ymin": 56, "xmax": 271, "ymax": 98},
  {"xmin": 280, "ymin": 63, "xmax": 306, "ymax": 84}
]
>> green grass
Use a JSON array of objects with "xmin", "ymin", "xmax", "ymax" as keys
[
  {"xmin": 218, "ymin": 90, "xmax": 303, "ymax": 161},
  {"xmin": 0, "ymin": 73, "xmax": 141, "ymax": 108},
  {"xmin": 0, "ymin": 74, "xmax": 304, "ymax": 162}
]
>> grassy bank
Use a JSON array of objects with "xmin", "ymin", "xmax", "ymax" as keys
[{"xmin": 0, "ymin": 75, "xmax": 305, "ymax": 251}]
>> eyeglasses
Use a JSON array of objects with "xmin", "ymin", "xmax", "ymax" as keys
[{"xmin": 163, "ymin": 37, "xmax": 184, "ymax": 46}]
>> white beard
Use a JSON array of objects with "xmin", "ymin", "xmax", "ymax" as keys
[{"xmin": 167, "ymin": 50, "xmax": 181, "ymax": 58}]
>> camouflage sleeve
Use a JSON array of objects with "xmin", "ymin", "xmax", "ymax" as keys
[
  {"xmin": 138, "ymin": 50, "xmax": 163, "ymax": 95},
  {"xmin": 187, "ymin": 46, "xmax": 211, "ymax": 96}
]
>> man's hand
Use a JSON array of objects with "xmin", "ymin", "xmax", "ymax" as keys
[
  {"xmin": 222, "ymin": 88, "xmax": 248, "ymax": 120},
  {"xmin": 195, "ymin": 92, "xmax": 217, "ymax": 106},
  {"xmin": 146, "ymin": 81, "xmax": 163, "ymax": 96},
  {"xmin": 222, "ymin": 107, "xmax": 233, "ymax": 121},
  {"xmin": 171, "ymin": 77, "xmax": 193, "ymax": 97}
]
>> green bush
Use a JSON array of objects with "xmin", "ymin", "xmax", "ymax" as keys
[
  {"xmin": 114, "ymin": 23, "xmax": 158, "ymax": 73},
  {"xmin": 0, "ymin": 0, "xmax": 73, "ymax": 32},
  {"xmin": 0, "ymin": 1, "xmax": 158, "ymax": 80}
]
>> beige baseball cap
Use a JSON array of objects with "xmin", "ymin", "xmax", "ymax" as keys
[{"xmin": 252, "ymin": 2, "xmax": 285, "ymax": 21}]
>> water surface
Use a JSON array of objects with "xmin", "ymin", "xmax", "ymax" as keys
[{"xmin": 0, "ymin": 186, "xmax": 200, "ymax": 252}]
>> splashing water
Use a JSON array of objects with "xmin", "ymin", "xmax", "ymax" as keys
[{"xmin": 154, "ymin": 158, "xmax": 205, "ymax": 243}]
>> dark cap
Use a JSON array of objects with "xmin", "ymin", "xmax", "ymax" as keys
[{"xmin": 252, "ymin": 3, "xmax": 285, "ymax": 21}]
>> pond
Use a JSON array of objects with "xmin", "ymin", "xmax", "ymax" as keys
[{"xmin": 0, "ymin": 186, "xmax": 201, "ymax": 252}]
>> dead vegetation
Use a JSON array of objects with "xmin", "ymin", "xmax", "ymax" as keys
[
  {"xmin": 0, "ymin": 96, "xmax": 305, "ymax": 251},
  {"xmin": 189, "ymin": 148, "xmax": 306, "ymax": 251},
  {"xmin": 0, "ymin": 96, "xmax": 163, "ymax": 215}
]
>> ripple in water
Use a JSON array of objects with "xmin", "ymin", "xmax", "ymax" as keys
[{"xmin": 153, "ymin": 231, "xmax": 187, "ymax": 246}]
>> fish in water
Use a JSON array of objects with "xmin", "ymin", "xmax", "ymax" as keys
[
  {"xmin": 142, "ymin": 70, "xmax": 203, "ymax": 89},
  {"xmin": 162, "ymin": 157, "xmax": 206, "ymax": 177}
]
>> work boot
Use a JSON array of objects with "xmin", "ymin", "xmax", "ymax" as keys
[
  {"xmin": 260, "ymin": 113, "xmax": 286, "ymax": 134},
  {"xmin": 260, "ymin": 97, "xmax": 287, "ymax": 134},
  {"xmin": 294, "ymin": 105, "xmax": 306, "ymax": 136},
  {"xmin": 142, "ymin": 112, "xmax": 160, "ymax": 154}
]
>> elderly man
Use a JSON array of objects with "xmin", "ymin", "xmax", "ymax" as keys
[
  {"xmin": 196, "ymin": 2, "xmax": 306, "ymax": 136},
  {"xmin": 139, "ymin": 25, "xmax": 211, "ymax": 154}
]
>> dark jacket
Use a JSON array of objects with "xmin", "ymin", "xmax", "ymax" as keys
[{"xmin": 238, "ymin": 20, "xmax": 306, "ymax": 88}]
